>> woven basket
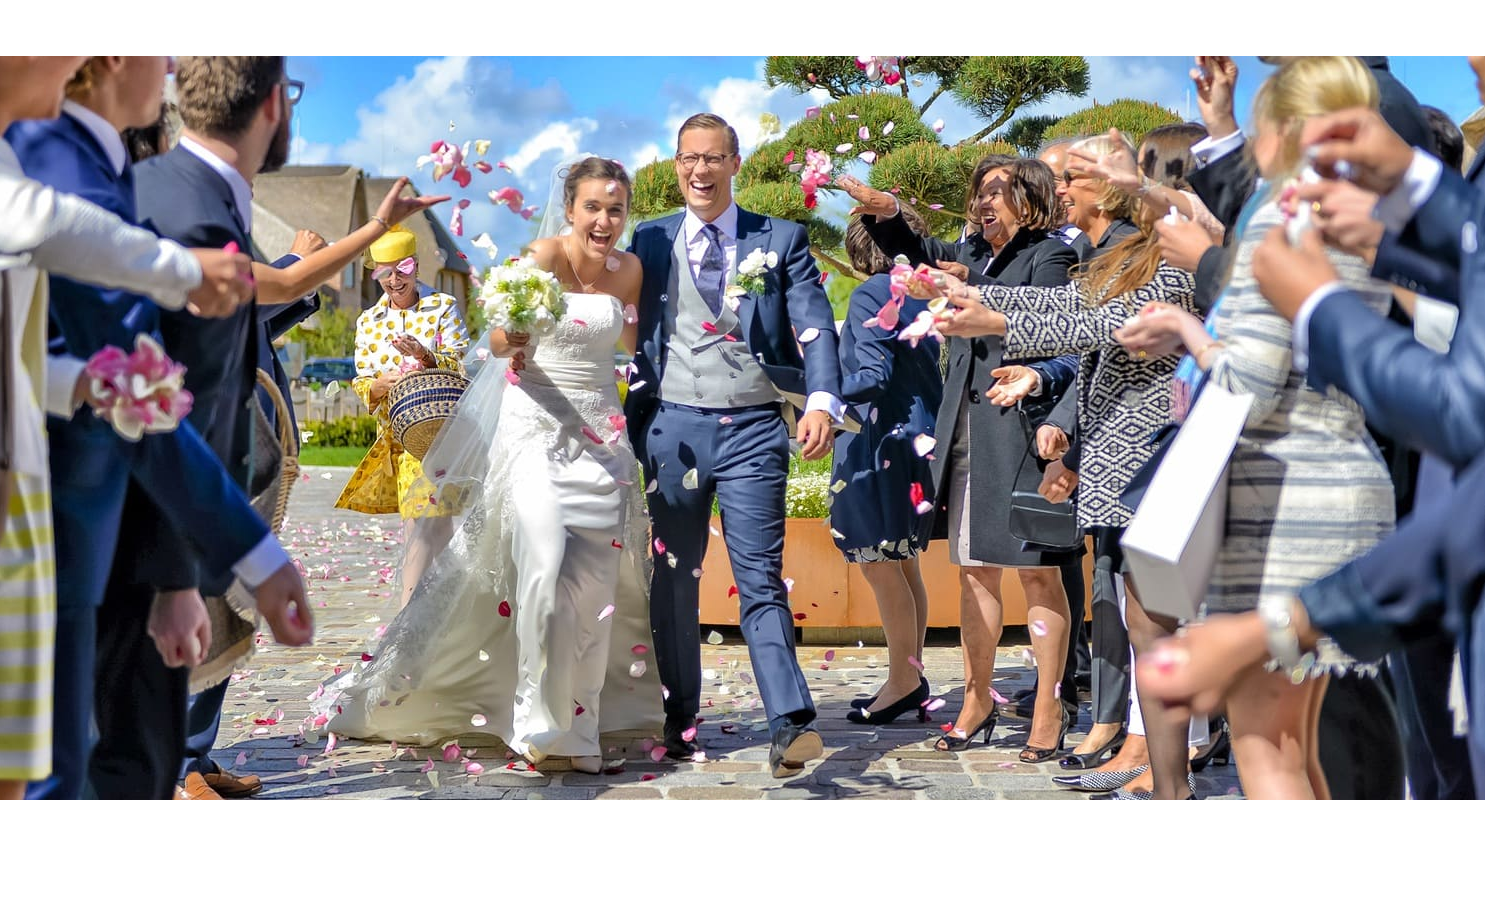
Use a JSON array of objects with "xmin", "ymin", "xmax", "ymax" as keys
[{"xmin": 388, "ymin": 367, "xmax": 469, "ymax": 460}]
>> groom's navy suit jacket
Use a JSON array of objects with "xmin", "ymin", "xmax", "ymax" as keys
[
  {"xmin": 624, "ymin": 207, "xmax": 841, "ymax": 449},
  {"xmin": 5, "ymin": 115, "xmax": 269, "ymax": 605}
]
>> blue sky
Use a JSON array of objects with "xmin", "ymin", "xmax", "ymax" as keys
[{"xmin": 281, "ymin": 56, "xmax": 1482, "ymax": 269}]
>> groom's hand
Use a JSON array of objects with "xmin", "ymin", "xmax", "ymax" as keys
[
  {"xmin": 797, "ymin": 409, "xmax": 835, "ymax": 461},
  {"xmin": 147, "ymin": 589, "xmax": 212, "ymax": 668},
  {"xmin": 253, "ymin": 562, "xmax": 315, "ymax": 646}
]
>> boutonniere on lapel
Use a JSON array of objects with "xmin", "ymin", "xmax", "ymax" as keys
[{"xmin": 726, "ymin": 248, "xmax": 778, "ymax": 311}]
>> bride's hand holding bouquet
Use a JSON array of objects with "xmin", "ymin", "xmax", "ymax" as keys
[{"xmin": 479, "ymin": 255, "xmax": 566, "ymax": 376}]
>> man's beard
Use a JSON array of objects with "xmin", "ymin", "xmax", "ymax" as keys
[{"xmin": 259, "ymin": 113, "xmax": 291, "ymax": 174}]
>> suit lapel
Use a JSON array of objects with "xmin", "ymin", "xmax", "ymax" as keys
[
  {"xmin": 734, "ymin": 206, "xmax": 772, "ymax": 338},
  {"xmin": 645, "ymin": 213, "xmax": 684, "ymax": 374}
]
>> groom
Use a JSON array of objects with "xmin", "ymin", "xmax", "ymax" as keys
[{"xmin": 627, "ymin": 113, "xmax": 841, "ymax": 778}]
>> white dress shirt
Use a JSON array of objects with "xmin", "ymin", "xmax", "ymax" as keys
[{"xmin": 684, "ymin": 203, "xmax": 844, "ymax": 423}]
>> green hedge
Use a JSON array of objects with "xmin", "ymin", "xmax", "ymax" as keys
[{"xmin": 303, "ymin": 415, "xmax": 380, "ymax": 448}]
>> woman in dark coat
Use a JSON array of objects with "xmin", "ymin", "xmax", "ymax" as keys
[
  {"xmin": 837, "ymin": 159, "xmax": 1081, "ymax": 757},
  {"xmin": 830, "ymin": 205, "xmax": 943, "ymax": 725}
]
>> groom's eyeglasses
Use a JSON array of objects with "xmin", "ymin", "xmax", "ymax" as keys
[{"xmin": 675, "ymin": 152, "xmax": 731, "ymax": 170}]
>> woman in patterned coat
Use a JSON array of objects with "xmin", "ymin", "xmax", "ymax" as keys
[
  {"xmin": 910, "ymin": 133, "xmax": 1206, "ymax": 798},
  {"xmin": 335, "ymin": 225, "xmax": 469, "ymax": 606}
]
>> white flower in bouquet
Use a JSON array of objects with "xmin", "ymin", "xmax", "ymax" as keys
[{"xmin": 478, "ymin": 256, "xmax": 566, "ymax": 336}]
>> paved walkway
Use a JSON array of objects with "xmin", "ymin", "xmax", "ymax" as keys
[{"xmin": 212, "ymin": 467, "xmax": 1242, "ymax": 799}]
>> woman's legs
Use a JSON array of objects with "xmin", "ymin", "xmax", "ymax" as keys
[
  {"xmin": 1019, "ymin": 566, "xmax": 1070, "ymax": 749},
  {"xmin": 1123, "ymin": 574, "xmax": 1193, "ymax": 799},
  {"xmin": 400, "ymin": 515, "xmax": 455, "ymax": 609},
  {"xmin": 1226, "ymin": 668, "xmax": 1325, "ymax": 800},
  {"xmin": 957, "ymin": 564, "xmax": 1004, "ymax": 734},
  {"xmin": 1305, "ymin": 673, "xmax": 1332, "ymax": 800},
  {"xmin": 858, "ymin": 559, "xmax": 924, "ymax": 708},
  {"xmin": 900, "ymin": 556, "xmax": 929, "ymax": 669}
]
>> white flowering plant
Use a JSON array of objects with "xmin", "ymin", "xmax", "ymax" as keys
[{"xmin": 478, "ymin": 256, "xmax": 566, "ymax": 336}]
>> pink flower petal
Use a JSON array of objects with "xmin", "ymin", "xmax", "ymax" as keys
[
  {"xmin": 680, "ymin": 726, "xmax": 698, "ymax": 742},
  {"xmin": 234, "ymin": 751, "xmax": 248, "ymax": 767},
  {"xmin": 324, "ymin": 732, "xmax": 336, "ymax": 755},
  {"xmin": 297, "ymin": 754, "xmax": 310, "ymax": 767},
  {"xmin": 497, "ymin": 600, "xmax": 511, "ymax": 617},
  {"xmin": 924, "ymin": 698, "xmax": 946, "ymax": 711},
  {"xmin": 650, "ymin": 746, "xmax": 668, "ymax": 762},
  {"xmin": 598, "ymin": 604, "xmax": 615, "ymax": 621},
  {"xmin": 442, "ymin": 742, "xmax": 462, "ymax": 764},
  {"xmin": 908, "ymin": 655, "xmax": 925, "ymax": 672},
  {"xmin": 1030, "ymin": 619, "xmax": 1049, "ymax": 637},
  {"xmin": 858, "ymin": 126, "xmax": 870, "ymax": 140},
  {"xmin": 824, "ymin": 649, "xmax": 836, "ymax": 661},
  {"xmin": 466, "ymin": 762, "xmax": 484, "ymax": 775},
  {"xmin": 653, "ymin": 537, "xmax": 666, "ymax": 555},
  {"xmin": 989, "ymin": 687, "xmax": 1007, "ymax": 704},
  {"xmin": 632, "ymin": 643, "xmax": 648, "ymax": 655},
  {"xmin": 858, "ymin": 151, "xmax": 877, "ymax": 164},
  {"xmin": 834, "ymin": 143, "xmax": 854, "ymax": 153}
]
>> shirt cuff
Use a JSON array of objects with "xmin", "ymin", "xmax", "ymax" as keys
[
  {"xmin": 1025, "ymin": 365, "xmax": 1046, "ymax": 396},
  {"xmin": 152, "ymin": 240, "xmax": 199, "ymax": 310},
  {"xmin": 806, "ymin": 390, "xmax": 846, "ymax": 423},
  {"xmin": 44, "ymin": 355, "xmax": 89, "ymax": 418},
  {"xmin": 1374, "ymin": 149, "xmax": 1443, "ymax": 233},
  {"xmin": 1290, "ymin": 281, "xmax": 1346, "ymax": 374},
  {"xmin": 1191, "ymin": 129, "xmax": 1245, "ymax": 166},
  {"xmin": 232, "ymin": 533, "xmax": 290, "ymax": 589}
]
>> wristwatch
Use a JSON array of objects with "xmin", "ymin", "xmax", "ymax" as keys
[{"xmin": 1257, "ymin": 594, "xmax": 1303, "ymax": 671}]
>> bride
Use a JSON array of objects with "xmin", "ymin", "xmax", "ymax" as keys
[{"xmin": 322, "ymin": 157, "xmax": 662, "ymax": 774}]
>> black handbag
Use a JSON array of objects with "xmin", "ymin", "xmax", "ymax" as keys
[{"xmin": 1006, "ymin": 405, "xmax": 1080, "ymax": 551}]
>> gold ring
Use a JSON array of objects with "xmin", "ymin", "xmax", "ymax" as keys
[
  {"xmin": 1136, "ymin": 350, "xmax": 1147, "ymax": 359},
  {"xmin": 1311, "ymin": 202, "xmax": 1322, "ymax": 215}
]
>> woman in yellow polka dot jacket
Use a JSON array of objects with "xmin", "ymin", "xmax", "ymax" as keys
[{"xmin": 336, "ymin": 225, "xmax": 470, "ymax": 604}]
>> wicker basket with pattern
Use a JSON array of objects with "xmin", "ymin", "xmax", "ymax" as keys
[{"xmin": 388, "ymin": 367, "xmax": 469, "ymax": 460}]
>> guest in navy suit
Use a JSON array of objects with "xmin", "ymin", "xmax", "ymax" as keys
[
  {"xmin": 830, "ymin": 206, "xmax": 942, "ymax": 727},
  {"xmin": 626, "ymin": 113, "xmax": 841, "ymax": 776},
  {"xmin": 118, "ymin": 57, "xmax": 442, "ymax": 799},
  {"xmin": 7, "ymin": 56, "xmax": 301, "ymax": 801}
]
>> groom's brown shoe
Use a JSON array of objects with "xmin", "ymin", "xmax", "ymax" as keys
[
  {"xmin": 201, "ymin": 765, "xmax": 262, "ymax": 798},
  {"xmin": 175, "ymin": 773, "xmax": 223, "ymax": 800}
]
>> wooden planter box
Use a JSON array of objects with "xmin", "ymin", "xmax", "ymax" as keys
[{"xmin": 697, "ymin": 516, "xmax": 1095, "ymax": 630}]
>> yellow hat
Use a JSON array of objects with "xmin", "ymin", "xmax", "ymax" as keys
[{"xmin": 366, "ymin": 224, "xmax": 418, "ymax": 268}]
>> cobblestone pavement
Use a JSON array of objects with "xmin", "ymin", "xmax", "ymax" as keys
[{"xmin": 212, "ymin": 467, "xmax": 1243, "ymax": 800}]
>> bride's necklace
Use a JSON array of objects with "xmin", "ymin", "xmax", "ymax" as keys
[{"xmin": 563, "ymin": 239, "xmax": 608, "ymax": 294}]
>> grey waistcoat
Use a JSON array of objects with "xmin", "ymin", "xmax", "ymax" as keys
[{"xmin": 658, "ymin": 224, "xmax": 781, "ymax": 408}]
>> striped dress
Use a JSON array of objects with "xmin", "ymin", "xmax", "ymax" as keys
[
  {"xmin": 1191, "ymin": 199, "xmax": 1396, "ymax": 614},
  {"xmin": 0, "ymin": 473, "xmax": 53, "ymax": 780},
  {"xmin": 1, "ymin": 254, "xmax": 54, "ymax": 782}
]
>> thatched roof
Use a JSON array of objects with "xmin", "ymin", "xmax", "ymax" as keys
[{"xmin": 251, "ymin": 165, "xmax": 365, "ymax": 250}]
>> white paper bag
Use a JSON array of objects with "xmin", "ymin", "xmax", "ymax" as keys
[{"xmin": 1121, "ymin": 383, "xmax": 1253, "ymax": 621}]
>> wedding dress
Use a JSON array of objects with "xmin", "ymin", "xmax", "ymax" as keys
[{"xmin": 321, "ymin": 292, "xmax": 663, "ymax": 758}]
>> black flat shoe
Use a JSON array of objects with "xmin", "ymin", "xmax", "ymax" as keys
[
  {"xmin": 1019, "ymin": 705, "xmax": 1072, "ymax": 763},
  {"xmin": 662, "ymin": 723, "xmax": 702, "ymax": 760},
  {"xmin": 1058, "ymin": 729, "xmax": 1127, "ymax": 770},
  {"xmin": 1191, "ymin": 724, "xmax": 1231, "ymax": 772},
  {"xmin": 851, "ymin": 676, "xmax": 929, "ymax": 710},
  {"xmin": 847, "ymin": 681, "xmax": 928, "ymax": 725},
  {"xmin": 769, "ymin": 722, "xmax": 823, "ymax": 778},
  {"xmin": 933, "ymin": 705, "xmax": 999, "ymax": 753}
]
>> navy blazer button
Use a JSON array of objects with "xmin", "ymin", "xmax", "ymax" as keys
[{"xmin": 969, "ymin": 389, "xmax": 981, "ymax": 403}]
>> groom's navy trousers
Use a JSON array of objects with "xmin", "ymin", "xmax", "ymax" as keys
[{"xmin": 640, "ymin": 401, "xmax": 814, "ymax": 731}]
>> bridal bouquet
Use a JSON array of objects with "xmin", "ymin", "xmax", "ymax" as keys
[
  {"xmin": 478, "ymin": 256, "xmax": 566, "ymax": 337},
  {"xmin": 82, "ymin": 334, "xmax": 195, "ymax": 441}
]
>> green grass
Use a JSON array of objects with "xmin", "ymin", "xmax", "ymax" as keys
[{"xmin": 298, "ymin": 445, "xmax": 368, "ymax": 467}]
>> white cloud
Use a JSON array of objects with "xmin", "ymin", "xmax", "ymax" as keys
[
  {"xmin": 507, "ymin": 119, "xmax": 600, "ymax": 177},
  {"xmin": 662, "ymin": 76, "xmax": 834, "ymax": 155}
]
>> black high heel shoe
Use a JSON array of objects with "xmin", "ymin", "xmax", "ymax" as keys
[
  {"xmin": 933, "ymin": 705, "xmax": 999, "ymax": 752},
  {"xmin": 1019, "ymin": 704, "xmax": 1072, "ymax": 763},
  {"xmin": 1058, "ymin": 728, "xmax": 1126, "ymax": 770},
  {"xmin": 851, "ymin": 676, "xmax": 929, "ymax": 711},
  {"xmin": 847, "ymin": 681, "xmax": 928, "ymax": 725},
  {"xmin": 1190, "ymin": 724, "xmax": 1231, "ymax": 772}
]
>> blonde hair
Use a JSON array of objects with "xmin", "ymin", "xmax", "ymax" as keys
[
  {"xmin": 1068, "ymin": 132, "xmax": 1163, "ymax": 306},
  {"xmin": 1249, "ymin": 56, "xmax": 1379, "ymax": 182}
]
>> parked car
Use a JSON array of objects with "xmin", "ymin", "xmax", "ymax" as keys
[{"xmin": 297, "ymin": 356, "xmax": 356, "ymax": 386}]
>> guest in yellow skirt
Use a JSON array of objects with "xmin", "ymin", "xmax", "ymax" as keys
[{"xmin": 335, "ymin": 225, "xmax": 470, "ymax": 606}]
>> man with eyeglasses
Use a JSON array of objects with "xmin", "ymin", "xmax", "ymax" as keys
[{"xmin": 626, "ymin": 112, "xmax": 845, "ymax": 777}]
